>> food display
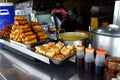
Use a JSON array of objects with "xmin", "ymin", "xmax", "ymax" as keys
[
  {"xmin": 104, "ymin": 57, "xmax": 120, "ymax": 80},
  {"xmin": 0, "ymin": 13, "xmax": 118, "ymax": 80},
  {"xmin": 30, "ymin": 22, "xmax": 49, "ymax": 41},
  {"xmin": 10, "ymin": 16, "xmax": 37, "ymax": 44},
  {"xmin": 0, "ymin": 24, "xmax": 12, "ymax": 38},
  {"xmin": 0, "ymin": 16, "xmax": 49, "ymax": 45},
  {"xmin": 35, "ymin": 41, "xmax": 76, "ymax": 60},
  {"xmin": 0, "ymin": 16, "xmax": 78, "ymax": 64}
]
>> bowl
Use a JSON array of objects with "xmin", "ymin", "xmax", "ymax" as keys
[{"xmin": 58, "ymin": 32, "xmax": 89, "ymax": 47}]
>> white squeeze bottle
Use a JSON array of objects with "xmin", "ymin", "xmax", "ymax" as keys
[
  {"xmin": 84, "ymin": 43, "xmax": 95, "ymax": 73},
  {"xmin": 76, "ymin": 42, "xmax": 85, "ymax": 69},
  {"xmin": 95, "ymin": 45, "xmax": 106, "ymax": 76}
]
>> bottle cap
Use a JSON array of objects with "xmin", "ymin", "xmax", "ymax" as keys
[
  {"xmin": 85, "ymin": 43, "xmax": 94, "ymax": 53},
  {"xmin": 96, "ymin": 45, "xmax": 106, "ymax": 55},
  {"xmin": 77, "ymin": 42, "xmax": 85, "ymax": 51}
]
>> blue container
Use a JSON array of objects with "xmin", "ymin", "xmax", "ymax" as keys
[{"xmin": 0, "ymin": 3, "xmax": 15, "ymax": 30}]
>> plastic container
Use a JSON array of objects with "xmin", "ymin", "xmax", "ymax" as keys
[
  {"xmin": 95, "ymin": 46, "xmax": 106, "ymax": 76},
  {"xmin": 84, "ymin": 43, "xmax": 94, "ymax": 73},
  {"xmin": 0, "ymin": 3, "xmax": 15, "ymax": 30},
  {"xmin": 76, "ymin": 42, "xmax": 85, "ymax": 58},
  {"xmin": 76, "ymin": 42, "xmax": 85, "ymax": 69}
]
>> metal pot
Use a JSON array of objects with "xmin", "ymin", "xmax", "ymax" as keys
[
  {"xmin": 58, "ymin": 32, "xmax": 89, "ymax": 47},
  {"xmin": 92, "ymin": 24, "xmax": 120, "ymax": 57}
]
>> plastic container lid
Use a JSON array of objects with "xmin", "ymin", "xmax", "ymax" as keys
[
  {"xmin": 85, "ymin": 43, "xmax": 94, "ymax": 53},
  {"xmin": 76, "ymin": 42, "xmax": 85, "ymax": 51},
  {"xmin": 96, "ymin": 46, "xmax": 106, "ymax": 55},
  {"xmin": 0, "ymin": 3, "xmax": 13, "ymax": 6}
]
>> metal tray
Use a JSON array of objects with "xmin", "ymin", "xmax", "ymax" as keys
[
  {"xmin": 33, "ymin": 40, "xmax": 76, "ymax": 65},
  {"xmin": 51, "ymin": 53, "xmax": 75, "ymax": 65},
  {"xmin": 0, "ymin": 37, "xmax": 10, "ymax": 42},
  {"xmin": 10, "ymin": 39, "xmax": 49, "ymax": 49},
  {"xmin": 0, "ymin": 39, "xmax": 50, "ymax": 64},
  {"xmin": 0, "ymin": 39, "xmax": 76, "ymax": 65},
  {"xmin": 10, "ymin": 40, "xmax": 32, "ymax": 49}
]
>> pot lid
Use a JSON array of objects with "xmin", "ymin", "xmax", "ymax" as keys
[{"xmin": 92, "ymin": 24, "xmax": 120, "ymax": 37}]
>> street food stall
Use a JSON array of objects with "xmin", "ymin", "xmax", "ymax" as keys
[{"xmin": 0, "ymin": 0, "xmax": 120, "ymax": 80}]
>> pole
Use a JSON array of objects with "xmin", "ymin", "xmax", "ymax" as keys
[{"xmin": 53, "ymin": 14, "xmax": 59, "ymax": 40}]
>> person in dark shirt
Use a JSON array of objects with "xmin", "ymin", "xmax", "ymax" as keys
[
  {"xmin": 51, "ymin": 1, "xmax": 66, "ymax": 22},
  {"xmin": 51, "ymin": 1, "xmax": 75, "ymax": 32}
]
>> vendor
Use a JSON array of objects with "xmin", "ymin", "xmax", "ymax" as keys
[
  {"xmin": 51, "ymin": 1, "xmax": 66, "ymax": 22},
  {"xmin": 51, "ymin": 1, "xmax": 75, "ymax": 32}
]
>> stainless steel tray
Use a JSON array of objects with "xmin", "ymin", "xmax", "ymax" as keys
[
  {"xmin": 0, "ymin": 39, "xmax": 75, "ymax": 65},
  {"xmin": 10, "ymin": 39, "xmax": 49, "ymax": 49},
  {"xmin": 0, "ymin": 37, "xmax": 10, "ymax": 42},
  {"xmin": 34, "ymin": 50, "xmax": 76, "ymax": 65},
  {"xmin": 51, "ymin": 53, "xmax": 75, "ymax": 65},
  {"xmin": 0, "ymin": 39, "xmax": 50, "ymax": 64},
  {"xmin": 33, "ymin": 40, "xmax": 76, "ymax": 65},
  {"xmin": 10, "ymin": 40, "xmax": 31, "ymax": 49}
]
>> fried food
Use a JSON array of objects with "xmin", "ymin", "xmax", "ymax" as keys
[
  {"xmin": 22, "ymin": 32, "xmax": 33, "ymax": 37},
  {"xmin": 60, "ymin": 46, "xmax": 71, "ymax": 56},
  {"xmin": 53, "ymin": 54, "xmax": 64, "ymax": 60},
  {"xmin": 35, "ymin": 41, "xmax": 75, "ymax": 60},
  {"xmin": 67, "ymin": 44, "xmax": 75, "ymax": 50},
  {"xmin": 14, "ymin": 21, "xmax": 27, "ymax": 25},
  {"xmin": 25, "ymin": 35, "xmax": 36, "ymax": 41},
  {"xmin": 24, "ymin": 39, "xmax": 37, "ymax": 44},
  {"xmin": 14, "ymin": 16, "xmax": 27, "ymax": 21}
]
